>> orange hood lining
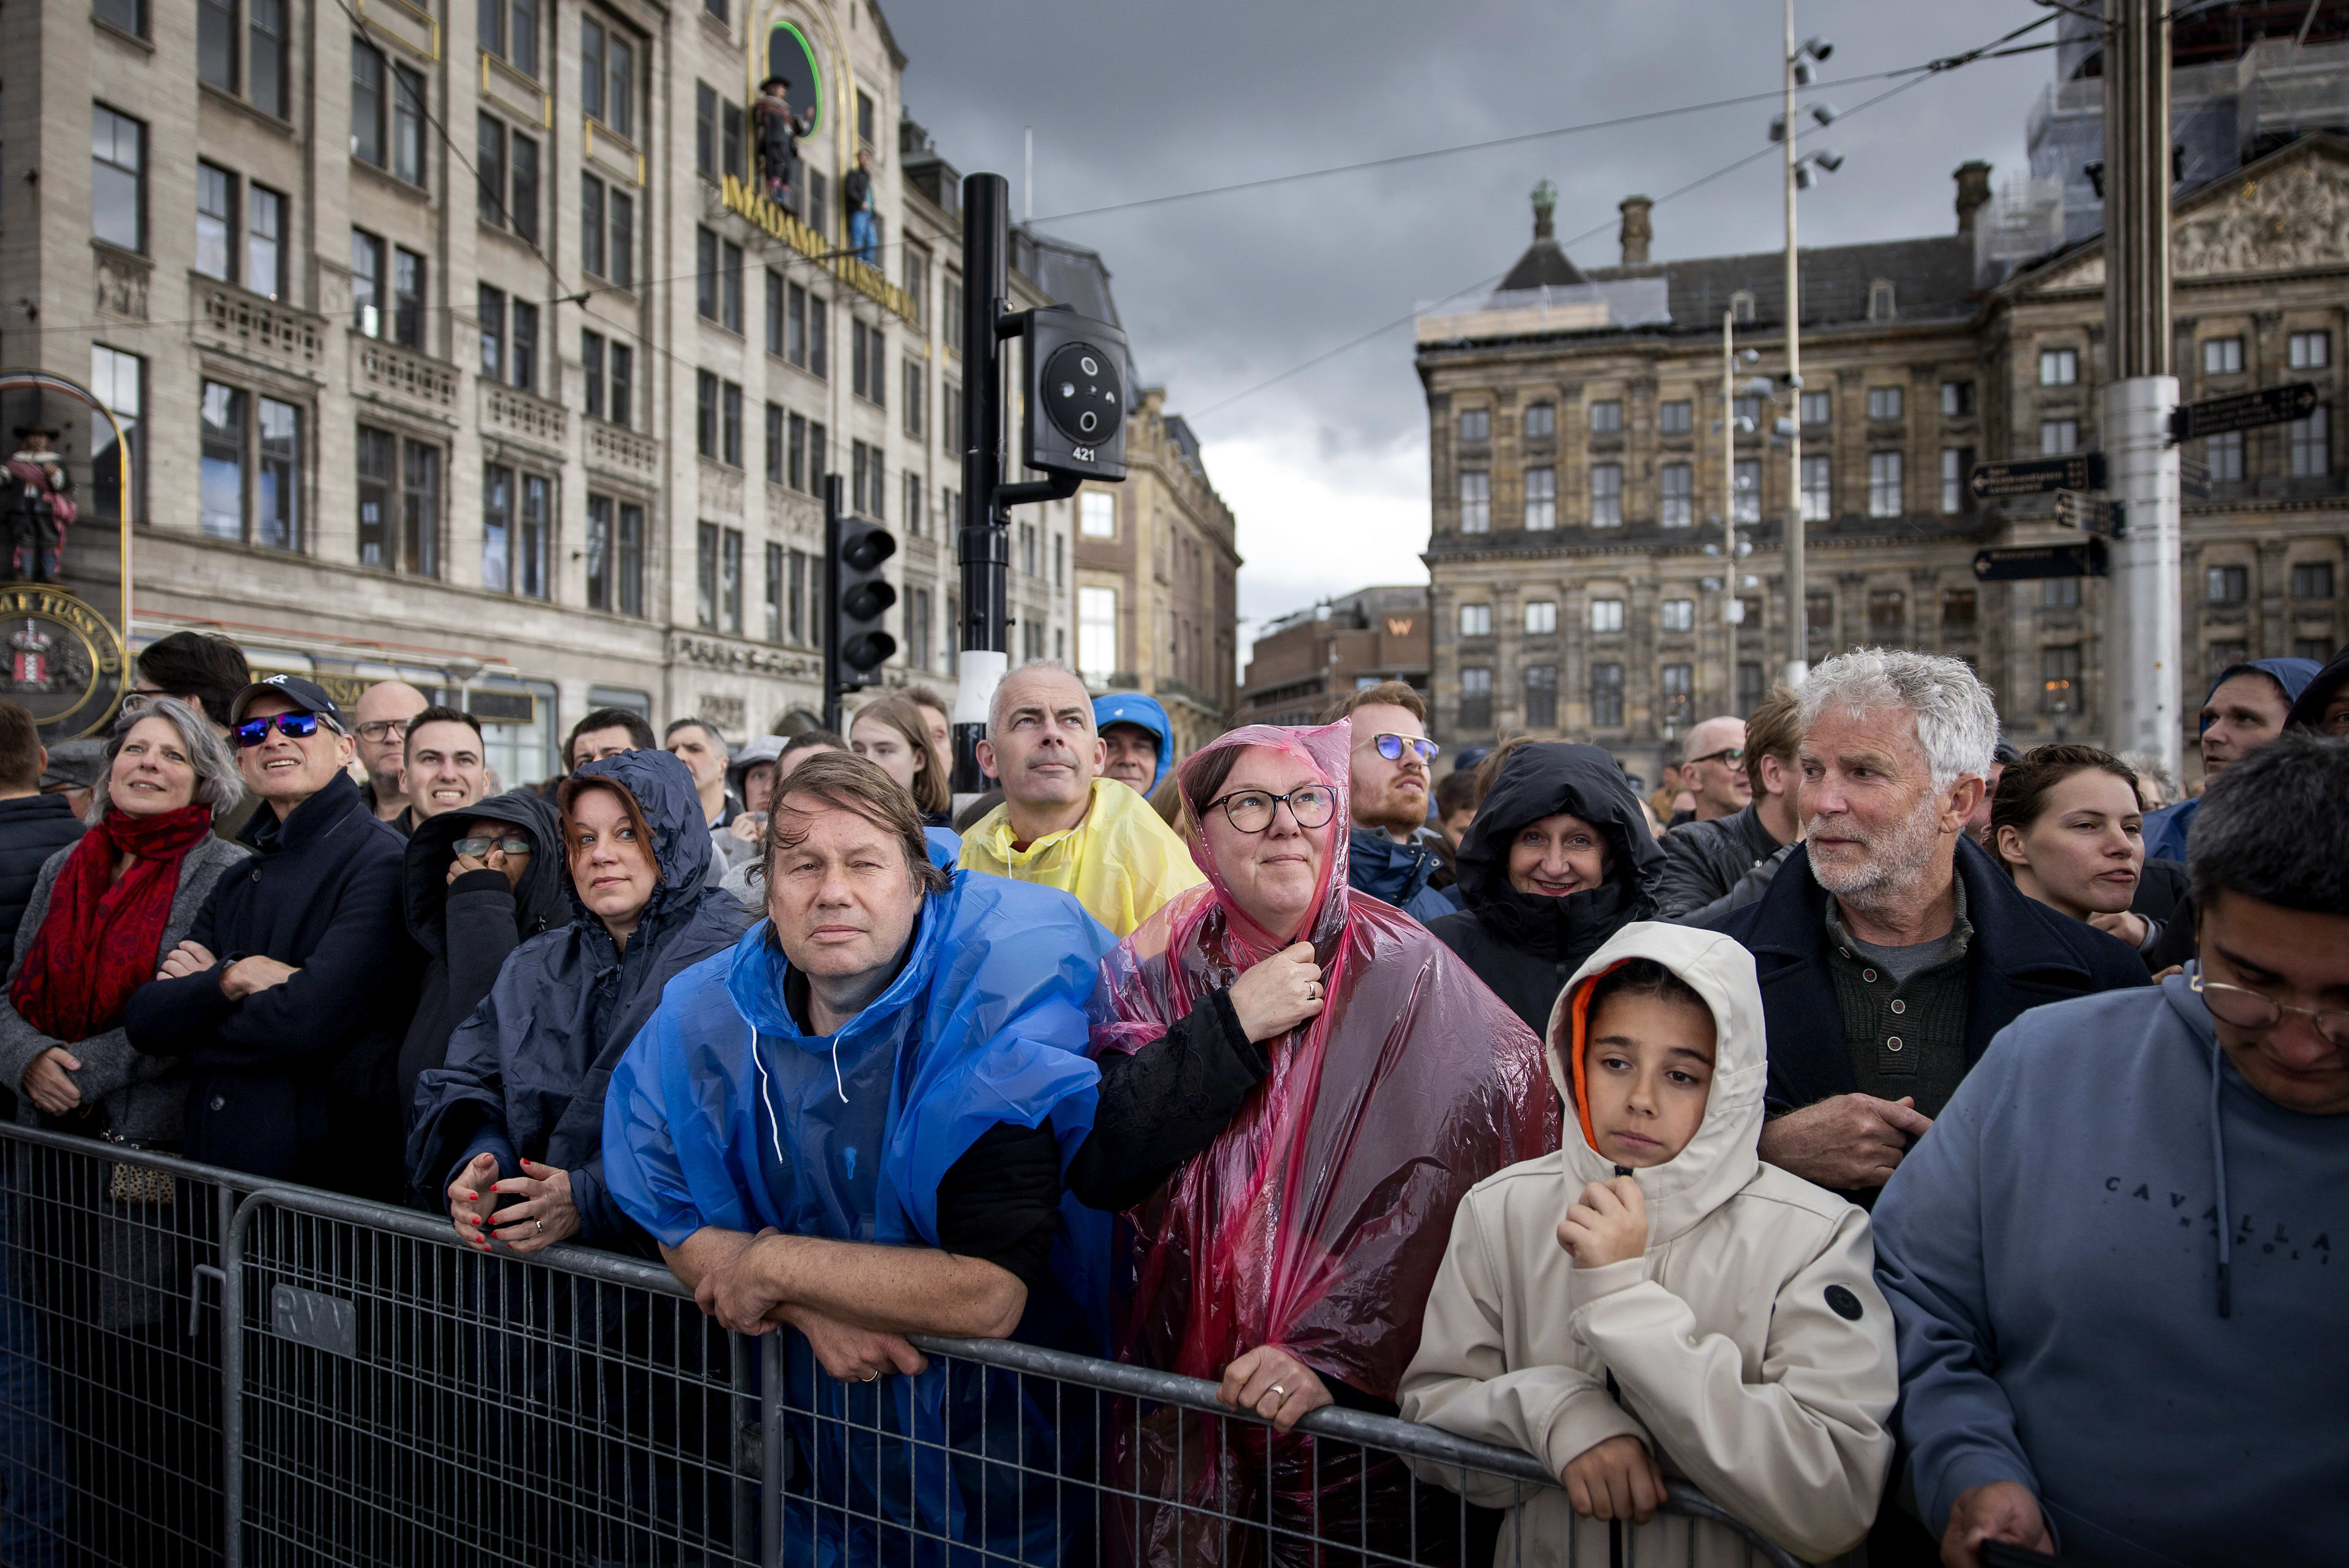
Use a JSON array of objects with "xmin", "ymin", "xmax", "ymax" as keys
[{"xmin": 1562, "ymin": 959, "xmax": 1631, "ymax": 1160}]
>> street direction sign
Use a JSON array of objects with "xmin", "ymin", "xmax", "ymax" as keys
[
  {"xmin": 2179, "ymin": 455, "xmax": 2212, "ymax": 500},
  {"xmin": 1972, "ymin": 540, "xmax": 2109, "ymax": 581},
  {"xmin": 2169, "ymin": 381, "xmax": 2320, "ymax": 442},
  {"xmin": 2054, "ymin": 490, "xmax": 2126, "ymax": 538},
  {"xmin": 1969, "ymin": 453, "xmax": 2106, "ymax": 500}
]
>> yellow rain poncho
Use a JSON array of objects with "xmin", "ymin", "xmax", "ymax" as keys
[{"xmin": 958, "ymin": 776, "xmax": 1204, "ymax": 938}]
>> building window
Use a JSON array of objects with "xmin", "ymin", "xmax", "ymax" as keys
[
  {"xmin": 2041, "ymin": 645, "xmax": 2082, "ymax": 715},
  {"xmin": 511, "ymin": 132, "xmax": 541, "ymax": 243},
  {"xmin": 351, "ymin": 40, "xmax": 384, "ymax": 165},
  {"xmin": 1730, "ymin": 290, "xmax": 1754, "ymax": 324},
  {"xmin": 478, "ymin": 286, "xmax": 505, "ymax": 381},
  {"xmin": 1458, "ymin": 408, "xmax": 1490, "ymax": 443},
  {"xmin": 2206, "ymin": 640, "xmax": 2249, "ymax": 684},
  {"xmin": 696, "ymin": 228, "xmax": 719, "ymax": 319},
  {"xmin": 2038, "ymin": 347, "xmax": 2079, "ymax": 386},
  {"xmin": 1590, "ymin": 464, "xmax": 1623, "ymax": 527},
  {"xmin": 1524, "ymin": 599, "xmax": 1557, "ymax": 635},
  {"xmin": 96, "ymin": 0, "xmax": 146, "ymax": 36},
  {"xmin": 606, "ymin": 189, "xmax": 634, "ymax": 290},
  {"xmin": 1589, "ymin": 400, "xmax": 1623, "ymax": 434},
  {"xmin": 722, "ymin": 242, "xmax": 744, "ymax": 332},
  {"xmin": 852, "ymin": 321, "xmax": 887, "ymax": 406},
  {"xmin": 1807, "ymin": 593, "xmax": 1834, "ymax": 652},
  {"xmin": 788, "ymin": 549, "xmax": 811, "ymax": 645},
  {"xmin": 481, "ymin": 466, "xmax": 551, "ymax": 598},
  {"xmin": 1940, "ymin": 447, "xmax": 1973, "ymax": 514},
  {"xmin": 852, "ymin": 440, "xmax": 883, "ymax": 516},
  {"xmin": 1868, "ymin": 280, "xmax": 1896, "ymax": 321},
  {"xmin": 1737, "ymin": 661, "xmax": 1765, "ymax": 716},
  {"xmin": 1460, "ymin": 667, "xmax": 1494, "ymax": 730},
  {"xmin": 1660, "ymin": 598, "xmax": 1693, "ymax": 633},
  {"xmin": 1524, "ymin": 466, "xmax": 1556, "ymax": 530},
  {"xmin": 196, "ymin": 162, "xmax": 236, "ymax": 281},
  {"xmin": 1941, "ymin": 381, "xmax": 1975, "ymax": 417},
  {"xmin": 1458, "ymin": 471, "xmax": 1490, "ymax": 533},
  {"xmin": 1942, "ymin": 589, "xmax": 1978, "ymax": 631},
  {"xmin": 248, "ymin": 185, "xmax": 285, "ymax": 300},
  {"xmin": 2205, "ymin": 565, "xmax": 2249, "ymax": 604},
  {"xmin": 351, "ymin": 229, "xmax": 385, "ymax": 335},
  {"xmin": 1590, "ymin": 597, "xmax": 1625, "ymax": 634},
  {"xmin": 1589, "ymin": 664, "xmax": 1625, "ymax": 728},
  {"xmin": 1660, "ymin": 462, "xmax": 1693, "ymax": 527},
  {"xmin": 1800, "ymin": 390, "xmax": 1830, "ymax": 426},
  {"xmin": 761, "ymin": 402, "xmax": 784, "ymax": 485},
  {"xmin": 1868, "ymin": 451, "xmax": 1903, "ymax": 518},
  {"xmin": 90, "ymin": 345, "xmax": 144, "ymax": 526},
  {"xmin": 1079, "ymin": 587, "xmax": 1118, "ymax": 682},
  {"xmin": 1458, "ymin": 603, "xmax": 1492, "ymax": 637},
  {"xmin": 352, "ymin": 46, "xmax": 426, "ymax": 184},
  {"xmin": 2289, "ymin": 406, "xmax": 2329, "ymax": 477},
  {"xmin": 581, "ymin": 18, "xmax": 633, "ymax": 138},
  {"xmin": 2202, "ymin": 336, "xmax": 2244, "ymax": 375},
  {"xmin": 1734, "ymin": 458, "xmax": 1761, "ymax": 525},
  {"xmin": 907, "ymin": 587, "xmax": 933, "ymax": 671},
  {"xmin": 1659, "ymin": 400, "xmax": 1693, "ymax": 436},
  {"xmin": 2206, "ymin": 430, "xmax": 2244, "ymax": 481},
  {"xmin": 1868, "ymin": 590, "xmax": 1906, "ymax": 640},
  {"xmin": 2042, "ymin": 578, "xmax": 2081, "ymax": 609},
  {"xmin": 477, "ymin": 119, "xmax": 540, "ymax": 240},
  {"xmin": 510, "ymin": 302, "xmax": 538, "ymax": 392},
  {"xmin": 2289, "ymin": 330, "xmax": 2331, "ymax": 370},
  {"xmin": 696, "ymin": 523, "xmax": 719, "ymax": 628},
  {"xmin": 722, "ymin": 382, "xmax": 744, "ymax": 467},
  {"xmin": 904, "ymin": 357, "xmax": 926, "ymax": 440},
  {"xmin": 722, "ymin": 100, "xmax": 746, "ymax": 181},
  {"xmin": 694, "ymin": 85, "xmax": 718, "ymax": 181},
  {"xmin": 477, "ymin": 116, "xmax": 508, "ymax": 226},
  {"xmin": 1661, "ymin": 663, "xmax": 1694, "ymax": 726},
  {"xmin": 1524, "ymin": 403, "xmax": 1556, "ymax": 438},
  {"xmin": 199, "ymin": 0, "xmax": 237, "ymax": 91},
  {"xmin": 2041, "ymin": 419, "xmax": 2079, "ymax": 455},
  {"xmin": 2291, "ymin": 561, "xmax": 2334, "ymax": 600},
  {"xmin": 91, "ymin": 105, "xmax": 144, "ymax": 253},
  {"xmin": 356, "ymin": 425, "xmax": 440, "ymax": 576},
  {"xmin": 1733, "ymin": 394, "xmax": 1764, "ymax": 429},
  {"xmin": 481, "ymin": 0, "xmax": 539, "ymax": 75},
  {"xmin": 1867, "ymin": 386, "xmax": 1904, "ymax": 422},
  {"xmin": 696, "ymin": 371, "xmax": 718, "ymax": 458},
  {"xmin": 1801, "ymin": 453, "xmax": 1831, "ymax": 521},
  {"xmin": 905, "ymin": 472, "xmax": 926, "ymax": 537},
  {"xmin": 1082, "ymin": 491, "xmax": 1116, "ymax": 538},
  {"xmin": 198, "ymin": 382, "xmax": 250, "ymax": 544},
  {"xmin": 1524, "ymin": 664, "xmax": 1558, "ymax": 729},
  {"xmin": 785, "ymin": 413, "xmax": 808, "ymax": 491},
  {"xmin": 722, "ymin": 529, "xmax": 744, "ymax": 635},
  {"xmin": 585, "ymin": 494, "xmax": 642, "ymax": 615},
  {"xmin": 583, "ymin": 332, "xmax": 606, "ymax": 419}
]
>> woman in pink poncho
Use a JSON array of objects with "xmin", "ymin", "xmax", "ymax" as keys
[{"xmin": 1071, "ymin": 719, "xmax": 1557, "ymax": 1565}]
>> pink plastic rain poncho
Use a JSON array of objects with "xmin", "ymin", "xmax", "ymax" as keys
[{"xmin": 1090, "ymin": 720, "xmax": 1558, "ymax": 1565}]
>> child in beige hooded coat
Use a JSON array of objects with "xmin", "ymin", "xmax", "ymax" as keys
[{"xmin": 1400, "ymin": 921, "xmax": 1896, "ymax": 1565}]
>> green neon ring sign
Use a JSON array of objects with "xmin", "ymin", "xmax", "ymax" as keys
[{"xmin": 765, "ymin": 20, "xmax": 823, "ymax": 135}]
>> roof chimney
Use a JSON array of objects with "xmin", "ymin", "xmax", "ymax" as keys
[
  {"xmin": 1954, "ymin": 160, "xmax": 1993, "ymax": 235},
  {"xmin": 1618, "ymin": 195, "xmax": 1653, "ymax": 265}
]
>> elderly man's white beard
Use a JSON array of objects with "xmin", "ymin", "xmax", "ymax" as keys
[{"xmin": 1806, "ymin": 787, "xmax": 1946, "ymax": 912}]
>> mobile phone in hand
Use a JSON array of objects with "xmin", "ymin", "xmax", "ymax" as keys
[{"xmin": 1980, "ymin": 1542, "xmax": 2063, "ymax": 1568}]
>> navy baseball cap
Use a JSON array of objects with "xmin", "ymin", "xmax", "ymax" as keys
[{"xmin": 229, "ymin": 675, "xmax": 347, "ymax": 730}]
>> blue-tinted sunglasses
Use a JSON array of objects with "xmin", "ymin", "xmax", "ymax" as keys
[
  {"xmin": 234, "ymin": 712, "xmax": 327, "ymax": 748},
  {"xmin": 1368, "ymin": 732, "xmax": 1439, "ymax": 764}
]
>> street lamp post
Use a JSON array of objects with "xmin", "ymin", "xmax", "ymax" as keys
[{"xmin": 1783, "ymin": 0, "xmax": 1805, "ymax": 689}]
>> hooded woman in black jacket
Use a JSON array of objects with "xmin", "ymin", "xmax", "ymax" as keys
[
  {"xmin": 395, "ymin": 789, "xmax": 570, "ymax": 1112},
  {"xmin": 1428, "ymin": 741, "xmax": 1665, "ymax": 1039}
]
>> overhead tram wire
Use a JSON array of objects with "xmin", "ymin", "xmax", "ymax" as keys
[{"xmin": 1182, "ymin": 12, "xmax": 2064, "ymax": 424}]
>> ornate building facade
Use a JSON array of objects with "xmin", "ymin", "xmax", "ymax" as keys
[
  {"xmin": 1420, "ymin": 136, "xmax": 2349, "ymax": 784},
  {"xmin": 1, "ymin": 0, "xmax": 1087, "ymax": 779}
]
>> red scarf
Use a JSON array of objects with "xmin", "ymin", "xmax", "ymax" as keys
[{"xmin": 12, "ymin": 804, "xmax": 212, "ymax": 1042}]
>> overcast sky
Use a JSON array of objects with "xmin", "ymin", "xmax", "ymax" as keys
[{"xmin": 883, "ymin": 0, "xmax": 2061, "ymax": 663}]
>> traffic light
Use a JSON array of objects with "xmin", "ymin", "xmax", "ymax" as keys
[
  {"xmin": 1023, "ymin": 305, "xmax": 1130, "ymax": 481},
  {"xmin": 823, "ymin": 476, "xmax": 895, "ymax": 727}
]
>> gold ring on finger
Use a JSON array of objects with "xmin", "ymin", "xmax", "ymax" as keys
[
  {"xmin": 1267, "ymin": 1384, "xmax": 1287, "ymax": 1400},
  {"xmin": 862, "ymin": 1371, "xmax": 880, "ymax": 1383}
]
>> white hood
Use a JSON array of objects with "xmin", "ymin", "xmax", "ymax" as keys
[{"xmin": 1542, "ymin": 921, "xmax": 1768, "ymax": 1249}]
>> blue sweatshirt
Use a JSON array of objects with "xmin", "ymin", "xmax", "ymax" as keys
[{"xmin": 1872, "ymin": 973, "xmax": 2348, "ymax": 1565}]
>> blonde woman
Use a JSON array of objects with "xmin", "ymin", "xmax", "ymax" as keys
[{"xmin": 850, "ymin": 692, "xmax": 951, "ymax": 827}]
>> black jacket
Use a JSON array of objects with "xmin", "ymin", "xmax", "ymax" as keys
[
  {"xmin": 1428, "ymin": 743, "xmax": 1664, "ymax": 1039},
  {"xmin": 407, "ymin": 750, "xmax": 751, "ymax": 1244},
  {"xmin": 1655, "ymin": 803, "xmax": 1785, "ymax": 920},
  {"xmin": 124, "ymin": 773, "xmax": 421, "ymax": 1195},
  {"xmin": 394, "ymin": 790, "xmax": 570, "ymax": 1113},
  {"xmin": 0, "ymin": 793, "xmax": 84, "ymax": 960},
  {"xmin": 1704, "ymin": 834, "xmax": 2148, "ymax": 1112}
]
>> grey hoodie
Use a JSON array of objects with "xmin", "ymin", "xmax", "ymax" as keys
[{"xmin": 1873, "ymin": 971, "xmax": 2349, "ymax": 1564}]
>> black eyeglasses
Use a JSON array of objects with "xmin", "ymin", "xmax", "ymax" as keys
[
  {"xmin": 234, "ymin": 713, "xmax": 327, "ymax": 748},
  {"xmin": 1368, "ymin": 733, "xmax": 1439, "ymax": 765},
  {"xmin": 1204, "ymin": 786, "xmax": 1338, "ymax": 834},
  {"xmin": 355, "ymin": 719, "xmax": 410, "ymax": 743},
  {"xmin": 454, "ymin": 835, "xmax": 534, "ymax": 859},
  {"xmin": 1686, "ymin": 746, "xmax": 1746, "ymax": 768},
  {"xmin": 2192, "ymin": 973, "xmax": 2349, "ymax": 1047}
]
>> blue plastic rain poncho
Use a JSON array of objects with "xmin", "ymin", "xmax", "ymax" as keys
[
  {"xmin": 1092, "ymin": 691, "xmax": 1175, "ymax": 795},
  {"xmin": 604, "ymin": 868, "xmax": 1118, "ymax": 1566}
]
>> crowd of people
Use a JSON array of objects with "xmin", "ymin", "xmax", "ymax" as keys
[{"xmin": 0, "ymin": 630, "xmax": 2341, "ymax": 1567}]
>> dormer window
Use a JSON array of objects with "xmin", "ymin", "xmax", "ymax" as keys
[
  {"xmin": 1731, "ymin": 289, "xmax": 1756, "ymax": 325},
  {"xmin": 1868, "ymin": 279, "xmax": 1896, "ymax": 322}
]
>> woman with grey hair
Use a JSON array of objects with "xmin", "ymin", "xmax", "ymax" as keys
[{"xmin": 0, "ymin": 697, "xmax": 249, "ymax": 1140}]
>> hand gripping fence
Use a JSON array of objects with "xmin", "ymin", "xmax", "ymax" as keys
[{"xmin": 0, "ymin": 1121, "xmax": 1806, "ymax": 1567}]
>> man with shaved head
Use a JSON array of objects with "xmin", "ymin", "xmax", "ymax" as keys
[
  {"xmin": 957, "ymin": 660, "xmax": 1202, "ymax": 937},
  {"xmin": 354, "ymin": 680, "xmax": 431, "ymax": 833},
  {"xmin": 1679, "ymin": 715, "xmax": 1752, "ymax": 823}
]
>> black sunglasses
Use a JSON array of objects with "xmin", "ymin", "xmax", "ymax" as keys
[
  {"xmin": 234, "ymin": 713, "xmax": 328, "ymax": 748},
  {"xmin": 454, "ymin": 834, "xmax": 534, "ymax": 858}
]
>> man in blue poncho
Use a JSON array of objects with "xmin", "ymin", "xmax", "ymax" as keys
[{"xmin": 604, "ymin": 750, "xmax": 1115, "ymax": 1565}]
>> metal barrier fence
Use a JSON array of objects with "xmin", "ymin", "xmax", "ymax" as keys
[{"xmin": 0, "ymin": 1122, "xmax": 1805, "ymax": 1568}]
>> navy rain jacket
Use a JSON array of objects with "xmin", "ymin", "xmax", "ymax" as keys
[{"xmin": 407, "ymin": 749, "xmax": 751, "ymax": 1247}]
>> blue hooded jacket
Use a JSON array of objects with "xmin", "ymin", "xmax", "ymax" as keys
[
  {"xmin": 407, "ymin": 749, "xmax": 751, "ymax": 1247},
  {"xmin": 603, "ymin": 869, "xmax": 1116, "ymax": 1564},
  {"xmin": 2141, "ymin": 657, "xmax": 2321, "ymax": 862},
  {"xmin": 1092, "ymin": 690, "xmax": 1174, "ymax": 795},
  {"xmin": 1872, "ymin": 973, "xmax": 2348, "ymax": 1562},
  {"xmin": 1348, "ymin": 825, "xmax": 1457, "ymax": 924}
]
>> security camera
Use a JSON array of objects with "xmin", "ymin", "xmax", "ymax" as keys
[
  {"xmin": 1803, "ymin": 35, "xmax": 1833, "ymax": 61},
  {"xmin": 1814, "ymin": 148, "xmax": 1845, "ymax": 173},
  {"xmin": 1811, "ymin": 102, "xmax": 1838, "ymax": 126},
  {"xmin": 1792, "ymin": 60, "xmax": 1814, "ymax": 87}
]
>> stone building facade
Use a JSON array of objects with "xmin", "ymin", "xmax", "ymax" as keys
[
  {"xmin": 1239, "ymin": 585, "xmax": 1430, "ymax": 728},
  {"xmin": 1419, "ymin": 135, "xmax": 2349, "ymax": 785},
  {"xmin": 1072, "ymin": 390, "xmax": 1242, "ymax": 759},
  {"xmin": 2, "ymin": 0, "xmax": 1075, "ymax": 781}
]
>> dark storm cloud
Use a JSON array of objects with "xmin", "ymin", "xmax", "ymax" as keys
[{"xmin": 881, "ymin": 0, "xmax": 2060, "ymax": 619}]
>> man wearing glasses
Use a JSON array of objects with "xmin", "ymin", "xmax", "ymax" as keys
[
  {"xmin": 127, "ymin": 677, "xmax": 418, "ymax": 1197},
  {"xmin": 1677, "ymin": 715, "xmax": 1752, "ymax": 825},
  {"xmin": 1323, "ymin": 682, "xmax": 1455, "ymax": 926},
  {"xmin": 353, "ymin": 680, "xmax": 431, "ymax": 833},
  {"xmin": 1874, "ymin": 732, "xmax": 2349, "ymax": 1568}
]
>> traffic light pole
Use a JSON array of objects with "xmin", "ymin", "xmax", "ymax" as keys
[
  {"xmin": 953, "ymin": 174, "xmax": 1013, "ymax": 795},
  {"xmin": 2102, "ymin": 0, "xmax": 2182, "ymax": 778},
  {"xmin": 822, "ymin": 473, "xmax": 846, "ymax": 734}
]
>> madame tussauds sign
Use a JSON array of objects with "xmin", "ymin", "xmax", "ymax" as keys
[{"xmin": 719, "ymin": 174, "xmax": 918, "ymax": 326}]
